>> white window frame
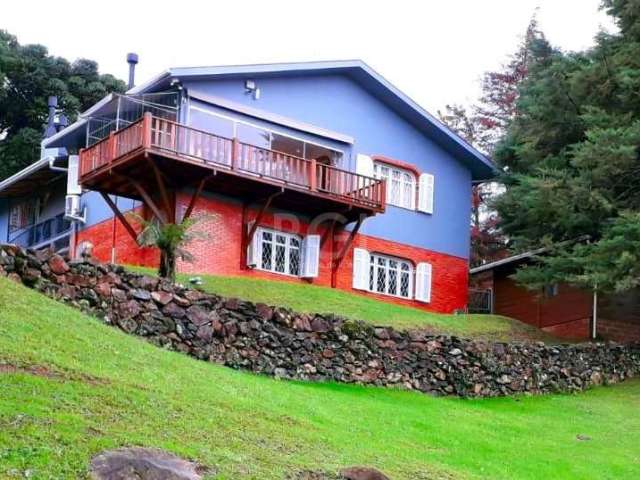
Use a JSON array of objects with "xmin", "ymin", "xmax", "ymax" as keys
[
  {"xmin": 368, "ymin": 253, "xmax": 414, "ymax": 299},
  {"xmin": 255, "ymin": 227, "xmax": 302, "ymax": 277},
  {"xmin": 373, "ymin": 162, "xmax": 416, "ymax": 210}
]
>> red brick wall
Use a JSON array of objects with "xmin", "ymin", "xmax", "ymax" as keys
[
  {"xmin": 75, "ymin": 207, "xmax": 159, "ymax": 268},
  {"xmin": 77, "ymin": 193, "xmax": 469, "ymax": 314}
]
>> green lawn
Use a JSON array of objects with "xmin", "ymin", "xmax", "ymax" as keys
[
  {"xmin": 128, "ymin": 267, "xmax": 555, "ymax": 342},
  {"xmin": 1, "ymin": 277, "xmax": 639, "ymax": 479}
]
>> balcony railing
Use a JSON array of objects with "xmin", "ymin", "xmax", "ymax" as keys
[
  {"xmin": 79, "ymin": 113, "xmax": 386, "ymax": 211},
  {"xmin": 10, "ymin": 213, "xmax": 72, "ymax": 252}
]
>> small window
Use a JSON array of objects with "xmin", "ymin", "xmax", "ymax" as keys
[
  {"xmin": 369, "ymin": 253, "xmax": 413, "ymax": 299},
  {"xmin": 257, "ymin": 227, "xmax": 301, "ymax": 277},
  {"xmin": 373, "ymin": 162, "xmax": 416, "ymax": 210},
  {"xmin": 9, "ymin": 200, "xmax": 38, "ymax": 233}
]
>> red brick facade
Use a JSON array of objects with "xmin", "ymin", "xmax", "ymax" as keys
[
  {"xmin": 76, "ymin": 193, "xmax": 469, "ymax": 314},
  {"xmin": 75, "ymin": 207, "xmax": 159, "ymax": 268}
]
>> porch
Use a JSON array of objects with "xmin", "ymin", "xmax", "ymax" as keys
[{"xmin": 79, "ymin": 113, "xmax": 385, "ymax": 223}]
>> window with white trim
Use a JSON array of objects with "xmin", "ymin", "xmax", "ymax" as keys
[
  {"xmin": 373, "ymin": 162, "xmax": 416, "ymax": 210},
  {"xmin": 368, "ymin": 253, "xmax": 413, "ymax": 299},
  {"xmin": 257, "ymin": 228, "xmax": 301, "ymax": 277}
]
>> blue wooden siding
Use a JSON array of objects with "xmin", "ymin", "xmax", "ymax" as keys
[{"xmin": 181, "ymin": 74, "xmax": 472, "ymax": 259}]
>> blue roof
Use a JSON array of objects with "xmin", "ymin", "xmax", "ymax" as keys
[{"xmin": 131, "ymin": 60, "xmax": 495, "ymax": 180}]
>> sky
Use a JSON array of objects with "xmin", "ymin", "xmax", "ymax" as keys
[{"xmin": 3, "ymin": 0, "xmax": 616, "ymax": 114}]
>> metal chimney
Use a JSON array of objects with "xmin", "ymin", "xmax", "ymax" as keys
[
  {"xmin": 44, "ymin": 96, "xmax": 58, "ymax": 138},
  {"xmin": 127, "ymin": 53, "xmax": 139, "ymax": 89}
]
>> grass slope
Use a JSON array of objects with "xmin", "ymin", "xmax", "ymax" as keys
[
  {"xmin": 1, "ymin": 278, "xmax": 639, "ymax": 479},
  {"xmin": 129, "ymin": 267, "xmax": 553, "ymax": 342}
]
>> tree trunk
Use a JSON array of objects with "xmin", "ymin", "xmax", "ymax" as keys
[{"xmin": 159, "ymin": 248, "xmax": 176, "ymax": 283}]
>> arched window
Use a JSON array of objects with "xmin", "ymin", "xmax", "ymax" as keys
[{"xmin": 373, "ymin": 162, "xmax": 416, "ymax": 210}]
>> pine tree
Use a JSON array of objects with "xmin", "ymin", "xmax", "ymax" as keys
[
  {"xmin": 438, "ymin": 15, "xmax": 549, "ymax": 266},
  {"xmin": 494, "ymin": 0, "xmax": 640, "ymax": 293}
]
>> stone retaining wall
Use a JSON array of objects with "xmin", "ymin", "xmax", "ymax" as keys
[{"xmin": 1, "ymin": 244, "xmax": 639, "ymax": 398}]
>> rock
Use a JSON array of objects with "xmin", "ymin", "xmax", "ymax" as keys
[
  {"xmin": 137, "ymin": 276, "xmax": 158, "ymax": 291},
  {"xmin": 118, "ymin": 300, "xmax": 141, "ymax": 319},
  {"xmin": 95, "ymin": 282, "xmax": 112, "ymax": 298},
  {"xmin": 111, "ymin": 288, "xmax": 128, "ymax": 302},
  {"xmin": 576, "ymin": 434, "xmax": 592, "ymax": 441},
  {"xmin": 186, "ymin": 305, "xmax": 210, "ymax": 326},
  {"xmin": 196, "ymin": 325, "xmax": 214, "ymax": 342},
  {"xmin": 293, "ymin": 316, "xmax": 312, "ymax": 332},
  {"xmin": 449, "ymin": 348, "xmax": 463, "ymax": 356},
  {"xmin": 311, "ymin": 317, "xmax": 330, "ymax": 333},
  {"xmin": 255, "ymin": 303, "xmax": 273, "ymax": 321},
  {"xmin": 89, "ymin": 446, "xmax": 209, "ymax": 479},
  {"xmin": 340, "ymin": 467, "xmax": 391, "ymax": 480},
  {"xmin": 132, "ymin": 289, "xmax": 152, "ymax": 301},
  {"xmin": 22, "ymin": 268, "xmax": 41, "ymax": 285},
  {"xmin": 163, "ymin": 302, "xmax": 186, "ymax": 319},
  {"xmin": 374, "ymin": 328, "xmax": 390, "ymax": 340},
  {"xmin": 48, "ymin": 254, "xmax": 69, "ymax": 275},
  {"xmin": 151, "ymin": 291, "xmax": 174, "ymax": 306}
]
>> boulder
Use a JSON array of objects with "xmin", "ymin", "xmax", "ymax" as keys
[{"xmin": 89, "ymin": 447, "xmax": 209, "ymax": 480}]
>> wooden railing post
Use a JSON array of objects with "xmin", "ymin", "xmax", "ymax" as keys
[
  {"xmin": 142, "ymin": 112, "xmax": 152, "ymax": 149},
  {"xmin": 310, "ymin": 159, "xmax": 317, "ymax": 191},
  {"xmin": 108, "ymin": 131, "xmax": 116, "ymax": 165},
  {"xmin": 78, "ymin": 148, "xmax": 85, "ymax": 176},
  {"xmin": 232, "ymin": 137, "xmax": 239, "ymax": 170}
]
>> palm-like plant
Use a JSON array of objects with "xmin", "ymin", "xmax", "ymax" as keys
[{"xmin": 129, "ymin": 213, "xmax": 202, "ymax": 282}]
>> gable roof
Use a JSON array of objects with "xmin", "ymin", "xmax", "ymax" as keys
[{"xmin": 129, "ymin": 60, "xmax": 496, "ymax": 180}]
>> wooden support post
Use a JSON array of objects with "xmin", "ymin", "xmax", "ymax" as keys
[
  {"xmin": 99, "ymin": 192, "xmax": 139, "ymax": 243},
  {"xmin": 331, "ymin": 214, "xmax": 366, "ymax": 288},
  {"xmin": 182, "ymin": 176, "xmax": 208, "ymax": 222},
  {"xmin": 147, "ymin": 156, "xmax": 174, "ymax": 223}
]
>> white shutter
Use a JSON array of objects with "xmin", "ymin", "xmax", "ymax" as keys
[
  {"xmin": 356, "ymin": 154, "xmax": 374, "ymax": 178},
  {"xmin": 418, "ymin": 173, "xmax": 434, "ymax": 214},
  {"xmin": 246, "ymin": 224, "xmax": 261, "ymax": 268},
  {"xmin": 67, "ymin": 155, "xmax": 82, "ymax": 195},
  {"xmin": 352, "ymin": 247, "xmax": 370, "ymax": 290},
  {"xmin": 300, "ymin": 234, "xmax": 320, "ymax": 278},
  {"xmin": 415, "ymin": 262, "xmax": 432, "ymax": 303}
]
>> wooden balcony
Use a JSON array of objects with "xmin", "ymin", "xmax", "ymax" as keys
[{"xmin": 79, "ymin": 113, "xmax": 385, "ymax": 221}]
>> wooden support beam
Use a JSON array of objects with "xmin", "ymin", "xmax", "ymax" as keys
[
  {"xmin": 320, "ymin": 217, "xmax": 338, "ymax": 248},
  {"xmin": 245, "ymin": 191, "xmax": 283, "ymax": 246},
  {"xmin": 182, "ymin": 176, "xmax": 209, "ymax": 222},
  {"xmin": 99, "ymin": 192, "xmax": 139, "ymax": 243},
  {"xmin": 117, "ymin": 174, "xmax": 167, "ymax": 224},
  {"xmin": 146, "ymin": 155, "xmax": 174, "ymax": 222},
  {"xmin": 331, "ymin": 214, "xmax": 367, "ymax": 288}
]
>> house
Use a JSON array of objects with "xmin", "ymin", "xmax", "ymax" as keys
[
  {"xmin": 470, "ymin": 251, "xmax": 640, "ymax": 342},
  {"xmin": 0, "ymin": 59, "xmax": 494, "ymax": 313}
]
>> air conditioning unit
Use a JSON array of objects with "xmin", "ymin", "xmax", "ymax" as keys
[{"xmin": 65, "ymin": 194, "xmax": 86, "ymax": 223}]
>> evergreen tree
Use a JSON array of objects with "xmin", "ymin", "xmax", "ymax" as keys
[
  {"xmin": 0, "ymin": 30, "xmax": 126, "ymax": 180},
  {"xmin": 438, "ymin": 15, "xmax": 549, "ymax": 266},
  {"xmin": 494, "ymin": 0, "xmax": 640, "ymax": 293}
]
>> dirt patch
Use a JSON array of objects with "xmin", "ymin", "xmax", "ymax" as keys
[{"xmin": 0, "ymin": 360, "xmax": 108, "ymax": 385}]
